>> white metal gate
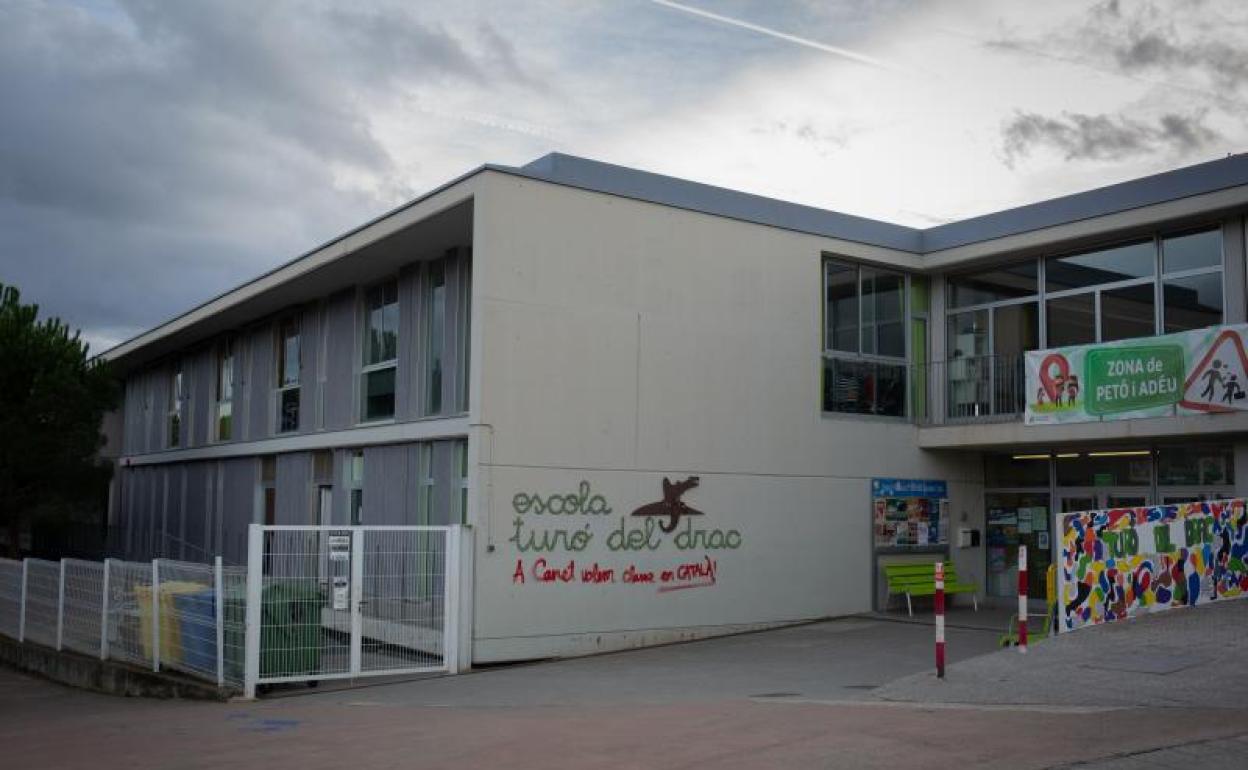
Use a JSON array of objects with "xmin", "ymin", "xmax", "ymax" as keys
[{"xmin": 243, "ymin": 525, "xmax": 461, "ymax": 697}]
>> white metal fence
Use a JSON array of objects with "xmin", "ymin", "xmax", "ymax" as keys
[
  {"xmin": 0, "ymin": 554, "xmax": 247, "ymax": 690},
  {"xmin": 0, "ymin": 525, "xmax": 463, "ymax": 698},
  {"xmin": 243, "ymin": 525, "xmax": 460, "ymax": 698}
]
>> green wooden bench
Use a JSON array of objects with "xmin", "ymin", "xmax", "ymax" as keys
[{"xmin": 884, "ymin": 561, "xmax": 979, "ymax": 616}]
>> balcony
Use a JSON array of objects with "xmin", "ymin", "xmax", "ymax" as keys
[{"xmin": 923, "ymin": 353, "xmax": 1026, "ymax": 426}]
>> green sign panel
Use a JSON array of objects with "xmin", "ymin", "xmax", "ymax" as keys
[
  {"xmin": 1084, "ymin": 344, "xmax": 1184, "ymax": 415},
  {"xmin": 1027, "ymin": 324, "xmax": 1248, "ymax": 425}
]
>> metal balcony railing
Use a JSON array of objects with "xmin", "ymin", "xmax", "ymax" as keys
[{"xmin": 919, "ymin": 353, "xmax": 1027, "ymax": 426}]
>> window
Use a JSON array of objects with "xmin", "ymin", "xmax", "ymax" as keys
[
  {"xmin": 276, "ymin": 318, "xmax": 301, "ymax": 433},
  {"xmin": 1157, "ymin": 444, "xmax": 1233, "ymax": 486},
  {"xmin": 347, "ymin": 450, "xmax": 364, "ymax": 525},
  {"xmin": 167, "ymin": 362, "xmax": 183, "ymax": 448},
  {"xmin": 426, "ymin": 262, "xmax": 446, "ymax": 415},
  {"xmin": 948, "ymin": 262, "xmax": 1038, "ymax": 308},
  {"xmin": 821, "ymin": 258, "xmax": 908, "ymax": 417},
  {"xmin": 456, "ymin": 439, "xmax": 469, "ymax": 524},
  {"xmin": 215, "ymin": 339, "xmax": 234, "ymax": 441},
  {"xmin": 1162, "ymin": 229, "xmax": 1223, "ymax": 333},
  {"xmin": 417, "ymin": 443, "xmax": 435, "ymax": 524},
  {"xmin": 361, "ymin": 281, "xmax": 398, "ymax": 421},
  {"xmin": 1046, "ymin": 240, "xmax": 1154, "ymax": 292},
  {"xmin": 1046, "ymin": 294, "xmax": 1095, "ymax": 347}
]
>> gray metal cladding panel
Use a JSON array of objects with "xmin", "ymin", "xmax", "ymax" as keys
[
  {"xmin": 247, "ymin": 323, "xmax": 273, "ymax": 441},
  {"xmin": 149, "ymin": 368, "xmax": 168, "ymax": 451},
  {"xmin": 362, "ymin": 445, "xmax": 408, "ymax": 524},
  {"xmin": 221, "ymin": 457, "xmax": 256, "ymax": 562},
  {"xmin": 190, "ymin": 349, "xmax": 214, "ymax": 447},
  {"xmin": 276, "ymin": 452, "xmax": 313, "ymax": 525},
  {"xmin": 182, "ymin": 462, "xmax": 209, "ymax": 555},
  {"xmin": 323, "ymin": 290, "xmax": 357, "ymax": 431},
  {"xmin": 202, "ymin": 462, "xmax": 217, "ymax": 557},
  {"xmin": 122, "ymin": 379, "xmax": 140, "ymax": 454},
  {"xmin": 431, "ymin": 439, "xmax": 456, "ymax": 526}
]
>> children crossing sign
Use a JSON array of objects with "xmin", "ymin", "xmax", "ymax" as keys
[
  {"xmin": 1026, "ymin": 324, "xmax": 1248, "ymax": 425},
  {"xmin": 1180, "ymin": 328, "xmax": 1248, "ymax": 412}
]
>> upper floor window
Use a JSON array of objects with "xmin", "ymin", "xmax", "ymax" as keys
[
  {"xmin": 426, "ymin": 261, "xmax": 446, "ymax": 414},
  {"xmin": 1161, "ymin": 229, "xmax": 1223, "ymax": 334},
  {"xmin": 361, "ymin": 280, "xmax": 398, "ymax": 422},
  {"xmin": 822, "ymin": 258, "xmax": 907, "ymax": 417},
  {"xmin": 277, "ymin": 318, "xmax": 301, "ymax": 433},
  {"xmin": 167, "ymin": 362, "xmax": 183, "ymax": 448},
  {"xmin": 215, "ymin": 339, "xmax": 234, "ymax": 441}
]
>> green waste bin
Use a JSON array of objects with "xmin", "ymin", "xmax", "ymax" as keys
[{"xmin": 260, "ymin": 581, "xmax": 324, "ymax": 677}]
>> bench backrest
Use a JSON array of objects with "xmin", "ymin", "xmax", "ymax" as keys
[{"xmin": 884, "ymin": 561, "xmax": 960, "ymax": 587}]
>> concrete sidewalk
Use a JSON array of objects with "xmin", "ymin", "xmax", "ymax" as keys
[
  {"xmin": 874, "ymin": 598, "xmax": 1248, "ymax": 709},
  {"xmin": 4, "ymin": 607, "xmax": 1247, "ymax": 769}
]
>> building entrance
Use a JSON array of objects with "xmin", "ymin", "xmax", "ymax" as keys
[
  {"xmin": 1058, "ymin": 489, "xmax": 1150, "ymax": 513},
  {"xmin": 983, "ymin": 443, "xmax": 1236, "ymax": 603}
]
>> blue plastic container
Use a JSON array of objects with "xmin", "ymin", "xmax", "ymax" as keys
[{"xmin": 173, "ymin": 589, "xmax": 217, "ymax": 674}]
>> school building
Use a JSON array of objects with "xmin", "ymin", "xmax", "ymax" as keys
[{"xmin": 102, "ymin": 151, "xmax": 1248, "ymax": 663}]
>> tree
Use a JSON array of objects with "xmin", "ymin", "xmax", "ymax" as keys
[{"xmin": 0, "ymin": 283, "xmax": 119, "ymax": 557}]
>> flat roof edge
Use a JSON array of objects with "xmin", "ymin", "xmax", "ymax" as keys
[
  {"xmin": 922, "ymin": 154, "xmax": 1248, "ymax": 251},
  {"xmin": 101, "ymin": 163, "xmax": 493, "ymax": 364},
  {"xmin": 506, "ymin": 153, "xmax": 925, "ymax": 253}
]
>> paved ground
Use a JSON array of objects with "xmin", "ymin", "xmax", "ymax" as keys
[
  {"xmin": 3, "ymin": 604, "xmax": 1247, "ymax": 769},
  {"xmin": 875, "ymin": 597, "xmax": 1248, "ymax": 709}
]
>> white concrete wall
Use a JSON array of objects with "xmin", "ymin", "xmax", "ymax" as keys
[{"xmin": 468, "ymin": 173, "xmax": 982, "ymax": 662}]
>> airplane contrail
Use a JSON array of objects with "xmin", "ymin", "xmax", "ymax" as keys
[{"xmin": 649, "ymin": 0, "xmax": 905, "ymax": 74}]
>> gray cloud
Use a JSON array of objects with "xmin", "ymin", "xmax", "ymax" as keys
[
  {"xmin": 0, "ymin": 0, "xmax": 542, "ymax": 353},
  {"xmin": 1002, "ymin": 110, "xmax": 1220, "ymax": 166}
]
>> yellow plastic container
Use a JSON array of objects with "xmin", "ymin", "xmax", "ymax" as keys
[{"xmin": 135, "ymin": 581, "xmax": 210, "ymax": 663}]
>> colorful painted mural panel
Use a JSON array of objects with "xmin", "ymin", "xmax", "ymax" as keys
[{"xmin": 1059, "ymin": 499, "xmax": 1248, "ymax": 631}]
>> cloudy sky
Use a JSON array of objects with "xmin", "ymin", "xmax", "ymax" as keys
[{"xmin": 2, "ymin": 0, "xmax": 1246, "ymax": 352}]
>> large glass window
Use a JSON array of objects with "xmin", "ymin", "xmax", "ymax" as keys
[
  {"xmin": 1100, "ymin": 283, "xmax": 1156, "ymax": 342},
  {"xmin": 1046, "ymin": 294, "xmax": 1096, "ymax": 347},
  {"xmin": 361, "ymin": 280, "xmax": 399, "ymax": 422},
  {"xmin": 215, "ymin": 339, "xmax": 234, "ymax": 441},
  {"xmin": 821, "ymin": 258, "xmax": 908, "ymax": 417},
  {"xmin": 1045, "ymin": 240, "xmax": 1154, "ymax": 292},
  {"xmin": 861, "ymin": 268, "xmax": 905, "ymax": 357},
  {"xmin": 946, "ymin": 309, "xmax": 989, "ymax": 418},
  {"xmin": 1162, "ymin": 229, "xmax": 1221, "ymax": 273},
  {"xmin": 985, "ymin": 453, "xmax": 1050, "ymax": 487},
  {"xmin": 1162, "ymin": 229, "xmax": 1223, "ymax": 333},
  {"xmin": 1163, "ymin": 274, "xmax": 1222, "ymax": 333},
  {"xmin": 276, "ymin": 317, "xmax": 300, "ymax": 433},
  {"xmin": 948, "ymin": 262, "xmax": 1038, "ymax": 308},
  {"xmin": 1157, "ymin": 444, "xmax": 1234, "ymax": 486}
]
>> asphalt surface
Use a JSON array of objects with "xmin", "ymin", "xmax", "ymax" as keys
[{"xmin": 4, "ymin": 603, "xmax": 1247, "ymax": 769}]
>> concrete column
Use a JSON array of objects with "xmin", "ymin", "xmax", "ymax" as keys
[{"xmin": 1222, "ymin": 218, "xmax": 1246, "ymax": 324}]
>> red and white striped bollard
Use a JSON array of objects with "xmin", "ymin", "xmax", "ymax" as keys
[
  {"xmin": 935, "ymin": 560, "xmax": 945, "ymax": 678},
  {"xmin": 1017, "ymin": 544, "xmax": 1028, "ymax": 654}
]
